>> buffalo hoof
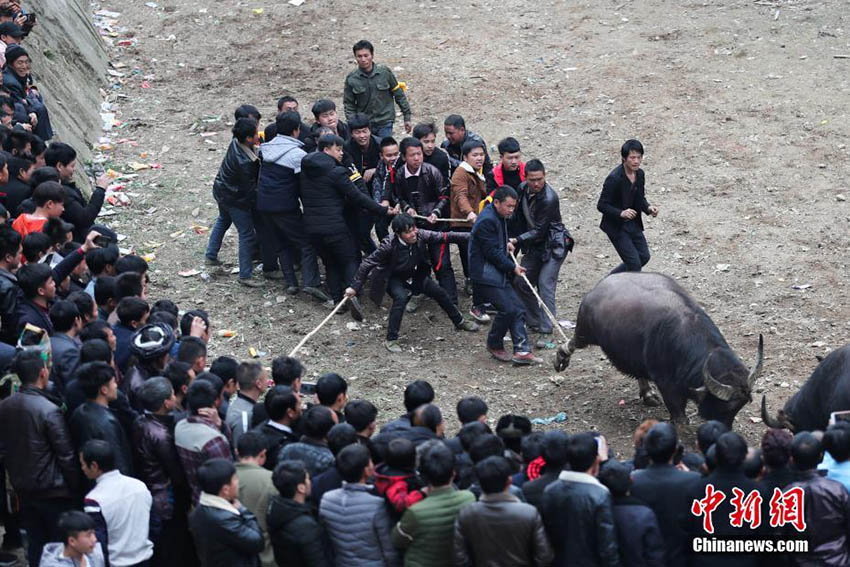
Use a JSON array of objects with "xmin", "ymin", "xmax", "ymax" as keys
[
  {"xmin": 641, "ymin": 392, "xmax": 662, "ymax": 407},
  {"xmin": 554, "ymin": 347, "xmax": 570, "ymax": 372}
]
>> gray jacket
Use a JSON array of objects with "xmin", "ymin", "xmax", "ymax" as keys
[
  {"xmin": 39, "ymin": 542, "xmax": 106, "ymax": 567},
  {"xmin": 319, "ymin": 483, "xmax": 401, "ymax": 567},
  {"xmin": 225, "ymin": 393, "xmax": 256, "ymax": 446}
]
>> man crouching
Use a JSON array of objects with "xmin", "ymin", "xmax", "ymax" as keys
[{"xmin": 345, "ymin": 214, "xmax": 478, "ymax": 353}]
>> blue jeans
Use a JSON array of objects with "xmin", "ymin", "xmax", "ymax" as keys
[
  {"xmin": 475, "ymin": 283, "xmax": 529, "ymax": 353},
  {"xmin": 205, "ymin": 202, "xmax": 257, "ymax": 279},
  {"xmin": 372, "ymin": 122, "xmax": 394, "ymax": 139}
]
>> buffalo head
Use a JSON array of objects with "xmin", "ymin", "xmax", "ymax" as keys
[{"xmin": 760, "ymin": 395, "xmax": 795, "ymax": 431}]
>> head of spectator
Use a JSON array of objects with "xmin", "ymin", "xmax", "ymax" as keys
[
  {"xmin": 456, "ymin": 396, "xmax": 488, "ymax": 426},
  {"xmin": 0, "ymin": 224, "xmax": 21, "ymax": 272},
  {"xmin": 714, "ymin": 431, "xmax": 748, "ymax": 473},
  {"xmin": 12, "ymin": 348, "xmax": 48, "ymax": 389},
  {"xmin": 115, "ymin": 271, "xmax": 145, "ymax": 301},
  {"xmin": 129, "ymin": 323, "xmax": 174, "ymax": 374},
  {"xmin": 180, "ymin": 309, "xmax": 210, "ymax": 342},
  {"xmin": 403, "ymin": 379, "xmax": 434, "ymax": 415},
  {"xmin": 443, "ymin": 114, "xmax": 466, "ymax": 145},
  {"xmin": 469, "ymin": 433, "xmax": 505, "ymax": 465},
  {"xmin": 302, "ymin": 405, "xmax": 336, "ymax": 444},
  {"xmin": 29, "ymin": 166, "xmax": 59, "ymax": 189},
  {"xmin": 8, "ymin": 155, "xmax": 33, "ymax": 187},
  {"xmin": 761, "ymin": 428, "xmax": 793, "ymax": 472},
  {"xmin": 379, "ymin": 136, "xmax": 399, "ymax": 167},
  {"xmin": 419, "ymin": 442, "xmax": 455, "ymax": 488},
  {"xmin": 311, "ymin": 99, "xmax": 338, "ymax": 132},
  {"xmin": 195, "ymin": 371, "xmax": 225, "ymax": 409},
  {"xmin": 236, "ymin": 430, "xmax": 268, "ymax": 468},
  {"xmin": 198, "ymin": 458, "xmax": 239, "ymax": 503},
  {"xmin": 475, "ymin": 455, "xmax": 513, "ymax": 496},
  {"xmin": 277, "ymin": 95, "xmax": 299, "ymax": 114},
  {"xmin": 336, "ymin": 444, "xmax": 373, "ymax": 484},
  {"xmin": 49, "ymin": 299, "xmax": 81, "ymax": 337},
  {"xmin": 94, "ymin": 276, "xmax": 117, "ymax": 318},
  {"xmin": 271, "ymin": 356, "xmax": 303, "ymax": 391},
  {"xmin": 44, "ymin": 142, "xmax": 77, "ymax": 182},
  {"xmin": 348, "ymin": 113, "xmax": 372, "ymax": 150},
  {"xmin": 22, "ymin": 232, "xmax": 49, "ymax": 263},
  {"xmin": 186, "ymin": 379, "xmax": 218, "ymax": 417},
  {"xmin": 77, "ymin": 361, "xmax": 117, "ymax": 405},
  {"xmin": 148, "ymin": 310, "xmax": 177, "ymax": 331},
  {"xmin": 0, "ymin": 22, "xmax": 24, "ymax": 47},
  {"xmin": 327, "ymin": 423, "xmax": 358, "ymax": 457},
  {"xmin": 790, "ymin": 432, "xmax": 823, "ymax": 473},
  {"xmin": 413, "ymin": 403, "xmax": 444, "ymax": 437},
  {"xmin": 236, "ymin": 361, "xmax": 268, "ymax": 402},
  {"xmin": 344, "ymin": 399, "xmax": 378, "ymax": 439},
  {"xmin": 204, "ymin": 357, "xmax": 234, "ymax": 399},
  {"xmin": 31, "ymin": 180, "xmax": 65, "ymax": 218},
  {"xmin": 275, "ymin": 110, "xmax": 301, "ymax": 140},
  {"xmin": 114, "ymin": 254, "xmax": 148, "ymax": 279},
  {"xmin": 55, "ymin": 511, "xmax": 98, "ymax": 562},
  {"xmin": 399, "ymin": 137, "xmax": 424, "ymax": 174},
  {"xmin": 266, "ymin": 385, "xmax": 301, "ymax": 426},
  {"xmin": 273, "ymin": 460, "xmax": 311, "ymax": 504},
  {"xmin": 352, "ymin": 39, "xmax": 374, "ymax": 71},
  {"xmin": 696, "ymin": 420, "xmax": 729, "ymax": 456},
  {"xmin": 385, "ymin": 438, "xmax": 416, "ymax": 472},
  {"xmin": 68, "ymin": 290, "xmax": 96, "ymax": 324},
  {"xmin": 598, "ymin": 460, "xmax": 632, "ymax": 497},
  {"xmin": 178, "ymin": 336, "xmax": 207, "ymax": 375},
  {"xmin": 496, "ymin": 137, "xmax": 522, "ymax": 172},
  {"xmin": 234, "ymin": 104, "xmax": 261, "ymax": 122},
  {"xmin": 138, "ymin": 376, "xmax": 175, "ymax": 416},
  {"xmin": 316, "ymin": 372, "xmax": 347, "ymax": 413},
  {"xmin": 495, "ymin": 414, "xmax": 532, "ymax": 454},
  {"xmin": 458, "ymin": 421, "xmax": 492, "ymax": 453},
  {"xmin": 318, "ymin": 134, "xmax": 345, "ymax": 163},
  {"xmin": 823, "ymin": 422, "xmax": 850, "ymax": 464},
  {"xmin": 541, "ymin": 431, "xmax": 570, "ymax": 475},
  {"xmin": 5, "ymin": 44, "xmax": 30, "ymax": 82},
  {"xmin": 80, "ymin": 439, "xmax": 115, "ymax": 481},
  {"xmin": 164, "ymin": 360, "xmax": 194, "ymax": 409},
  {"xmin": 116, "ymin": 297, "xmax": 149, "ymax": 330},
  {"xmin": 461, "ymin": 139, "xmax": 487, "ymax": 172},
  {"xmin": 17, "ymin": 262, "xmax": 54, "ymax": 304},
  {"xmin": 742, "ymin": 448, "xmax": 763, "ymax": 479},
  {"xmin": 568, "ymin": 432, "xmax": 602, "ymax": 477},
  {"xmin": 644, "ymin": 422, "xmax": 679, "ymax": 465},
  {"xmin": 151, "ymin": 299, "xmax": 178, "ymax": 318},
  {"xmin": 412, "ymin": 122, "xmax": 438, "ymax": 156},
  {"xmin": 520, "ymin": 432, "xmax": 545, "ymax": 475}
]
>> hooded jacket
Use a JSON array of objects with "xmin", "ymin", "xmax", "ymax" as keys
[
  {"xmin": 299, "ymin": 151, "xmax": 387, "ymax": 236},
  {"xmin": 267, "ymin": 496, "xmax": 329, "ymax": 567},
  {"xmin": 213, "ymin": 138, "xmax": 259, "ymax": 209},
  {"xmin": 257, "ymin": 135, "xmax": 305, "ymax": 214},
  {"xmin": 39, "ymin": 542, "xmax": 106, "ymax": 567}
]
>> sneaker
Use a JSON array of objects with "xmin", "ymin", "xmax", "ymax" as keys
[
  {"xmin": 262, "ymin": 270, "xmax": 284, "ymax": 280},
  {"xmin": 204, "ymin": 256, "xmax": 222, "ymax": 266},
  {"xmin": 455, "ymin": 319, "xmax": 480, "ymax": 332},
  {"xmin": 285, "ymin": 285, "xmax": 300, "ymax": 295},
  {"xmin": 238, "ymin": 278, "xmax": 262, "ymax": 288},
  {"xmin": 385, "ymin": 340, "xmax": 403, "ymax": 353},
  {"xmin": 511, "ymin": 351, "xmax": 539, "ymax": 365},
  {"xmin": 405, "ymin": 294, "xmax": 422, "ymax": 313},
  {"xmin": 303, "ymin": 286, "xmax": 331, "ymax": 303},
  {"xmin": 464, "ymin": 278, "xmax": 473, "ymax": 297},
  {"xmin": 487, "ymin": 346, "xmax": 512, "ymax": 362},
  {"xmin": 535, "ymin": 334, "xmax": 557, "ymax": 349},
  {"xmin": 469, "ymin": 306, "xmax": 491, "ymax": 324},
  {"xmin": 348, "ymin": 296, "xmax": 364, "ymax": 322}
]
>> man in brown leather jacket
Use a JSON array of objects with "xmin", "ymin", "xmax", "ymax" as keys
[
  {"xmin": 346, "ymin": 214, "xmax": 478, "ymax": 353},
  {"xmin": 454, "ymin": 455, "xmax": 553, "ymax": 567}
]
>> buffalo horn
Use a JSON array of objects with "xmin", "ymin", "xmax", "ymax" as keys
[
  {"xmin": 702, "ymin": 357, "xmax": 735, "ymax": 401},
  {"xmin": 760, "ymin": 395, "xmax": 793, "ymax": 431},
  {"xmin": 747, "ymin": 334, "xmax": 764, "ymax": 390}
]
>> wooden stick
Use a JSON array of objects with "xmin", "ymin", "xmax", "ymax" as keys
[
  {"xmin": 509, "ymin": 250, "xmax": 571, "ymax": 344},
  {"xmin": 288, "ymin": 297, "xmax": 349, "ymax": 357},
  {"xmin": 412, "ymin": 214, "xmax": 472, "ymax": 223}
]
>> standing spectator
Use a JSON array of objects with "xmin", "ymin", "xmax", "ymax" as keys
[
  {"xmin": 0, "ymin": 350, "xmax": 79, "ymax": 567},
  {"xmin": 189, "ymin": 458, "xmax": 264, "ymax": 567},
  {"xmin": 523, "ymin": 431, "xmax": 569, "ymax": 511},
  {"xmin": 629, "ymin": 422, "xmax": 699, "ymax": 567},
  {"xmin": 392, "ymin": 443, "xmax": 475, "ymax": 566},
  {"xmin": 541, "ymin": 432, "xmax": 620, "ymax": 567},
  {"xmin": 820, "ymin": 422, "xmax": 850, "ymax": 492},
  {"xmin": 235, "ymin": 432, "xmax": 277, "ymax": 567},
  {"xmin": 373, "ymin": 437, "xmax": 426, "ymax": 520},
  {"xmin": 80, "ymin": 440, "xmax": 154, "ymax": 567},
  {"xmin": 319, "ymin": 444, "xmax": 399, "ymax": 567},
  {"xmin": 279, "ymin": 405, "xmax": 336, "ymax": 476},
  {"xmin": 510, "ymin": 159, "xmax": 572, "ymax": 349},
  {"xmin": 343, "ymin": 40, "xmax": 412, "ymax": 137},
  {"xmin": 205, "ymin": 118, "xmax": 260, "ymax": 286},
  {"xmin": 446, "ymin": 396, "xmax": 488, "ymax": 454},
  {"xmin": 598, "ymin": 461, "xmax": 665, "ymax": 567},
  {"xmin": 39, "ymin": 511, "xmax": 106, "ymax": 567},
  {"xmin": 454, "ymin": 455, "xmax": 553, "ymax": 567},
  {"xmin": 69, "ymin": 361, "xmax": 134, "ymax": 476},
  {"xmin": 0, "ymin": 224, "xmax": 21, "ymax": 345},
  {"xmin": 597, "ymin": 139, "xmax": 658, "ymax": 275},
  {"xmin": 48, "ymin": 298, "xmax": 82, "ymax": 393},
  {"xmin": 344, "ymin": 399, "xmax": 379, "ymax": 459},
  {"xmin": 252, "ymin": 385, "xmax": 301, "ymax": 469},
  {"xmin": 760, "ymin": 427, "xmax": 797, "ymax": 493},
  {"xmin": 45, "ymin": 143, "xmax": 108, "ymax": 242},
  {"xmin": 132, "ymin": 377, "xmax": 189, "ymax": 567},
  {"xmin": 310, "ymin": 424, "xmax": 362, "ymax": 515},
  {"xmin": 250, "ymin": 355, "xmax": 304, "ymax": 427},
  {"xmin": 262, "ymin": 95, "xmax": 310, "ymax": 142},
  {"xmin": 226, "ymin": 361, "xmax": 269, "ymax": 446},
  {"xmin": 786, "ymin": 432, "xmax": 850, "ymax": 566},
  {"xmin": 175, "ymin": 380, "xmax": 234, "ymax": 506},
  {"xmin": 441, "ymin": 115, "xmax": 493, "ymax": 175},
  {"xmin": 123, "ymin": 323, "xmax": 174, "ymax": 411},
  {"xmin": 268, "ymin": 460, "xmax": 328, "ymax": 567}
]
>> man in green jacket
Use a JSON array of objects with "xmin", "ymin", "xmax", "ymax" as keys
[
  {"xmin": 344, "ymin": 39, "xmax": 412, "ymax": 138},
  {"xmin": 235, "ymin": 432, "xmax": 277, "ymax": 567},
  {"xmin": 392, "ymin": 442, "xmax": 475, "ymax": 566}
]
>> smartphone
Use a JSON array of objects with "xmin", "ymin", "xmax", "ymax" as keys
[
  {"xmin": 830, "ymin": 411, "xmax": 850, "ymax": 424},
  {"xmin": 93, "ymin": 235, "xmax": 113, "ymax": 248},
  {"xmin": 300, "ymin": 381, "xmax": 317, "ymax": 395}
]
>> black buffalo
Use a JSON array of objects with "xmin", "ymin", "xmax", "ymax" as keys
[
  {"xmin": 761, "ymin": 344, "xmax": 850, "ymax": 432},
  {"xmin": 561, "ymin": 272, "xmax": 763, "ymax": 426}
]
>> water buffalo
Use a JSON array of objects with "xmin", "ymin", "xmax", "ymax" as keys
[
  {"xmin": 560, "ymin": 272, "xmax": 763, "ymax": 426},
  {"xmin": 761, "ymin": 344, "xmax": 850, "ymax": 432}
]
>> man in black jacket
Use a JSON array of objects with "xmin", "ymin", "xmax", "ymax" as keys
[
  {"xmin": 0, "ymin": 349, "xmax": 79, "ymax": 567},
  {"xmin": 509, "ymin": 159, "xmax": 571, "ymax": 349},
  {"xmin": 251, "ymin": 385, "xmax": 301, "ymax": 471},
  {"xmin": 44, "ymin": 142, "xmax": 109, "ymax": 243},
  {"xmin": 189, "ymin": 458, "xmax": 265, "ymax": 567},
  {"xmin": 441, "ymin": 114, "xmax": 493, "ymax": 175},
  {"xmin": 523, "ymin": 430, "xmax": 569, "ymax": 511},
  {"xmin": 346, "ymin": 214, "xmax": 477, "ymax": 353},
  {"xmin": 267, "ymin": 461, "xmax": 328, "ymax": 567},
  {"xmin": 413, "ymin": 122, "xmax": 452, "ymax": 186},
  {"xmin": 300, "ymin": 134, "xmax": 394, "ymax": 303},
  {"xmin": 541, "ymin": 432, "xmax": 621, "ymax": 567},
  {"xmin": 0, "ymin": 224, "xmax": 21, "ymax": 344},
  {"xmin": 597, "ymin": 139, "xmax": 659, "ymax": 274},
  {"xmin": 629, "ymin": 422, "xmax": 700, "ymax": 567}
]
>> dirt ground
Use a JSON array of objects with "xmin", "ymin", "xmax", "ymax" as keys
[{"xmin": 89, "ymin": 0, "xmax": 850, "ymax": 456}]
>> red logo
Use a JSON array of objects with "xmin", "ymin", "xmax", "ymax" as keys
[
  {"xmin": 768, "ymin": 486, "xmax": 807, "ymax": 532},
  {"xmin": 691, "ymin": 485, "xmax": 806, "ymax": 533}
]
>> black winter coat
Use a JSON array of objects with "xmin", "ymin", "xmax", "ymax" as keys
[
  {"xmin": 786, "ymin": 470, "xmax": 850, "ymax": 566},
  {"xmin": 132, "ymin": 412, "xmax": 187, "ymax": 521},
  {"xmin": 610, "ymin": 495, "xmax": 666, "ymax": 567},
  {"xmin": 0, "ymin": 385, "xmax": 80, "ymax": 499},
  {"xmin": 387, "ymin": 162, "xmax": 449, "ymax": 219},
  {"xmin": 69, "ymin": 401, "xmax": 134, "ymax": 476},
  {"xmin": 597, "ymin": 164, "xmax": 650, "ymax": 237},
  {"xmin": 251, "ymin": 421, "xmax": 298, "ymax": 471},
  {"xmin": 515, "ymin": 182, "xmax": 571, "ymax": 254},
  {"xmin": 267, "ymin": 496, "xmax": 329, "ymax": 567},
  {"xmin": 1, "ymin": 176, "xmax": 32, "ymax": 215},
  {"xmin": 299, "ymin": 151, "xmax": 387, "ymax": 236},
  {"xmin": 0, "ymin": 269, "xmax": 19, "ymax": 345},
  {"xmin": 189, "ymin": 501, "xmax": 264, "ymax": 567},
  {"xmin": 61, "ymin": 181, "xmax": 106, "ymax": 243},
  {"xmin": 522, "ymin": 471, "xmax": 561, "ymax": 512},
  {"xmin": 213, "ymin": 138, "xmax": 259, "ymax": 209}
]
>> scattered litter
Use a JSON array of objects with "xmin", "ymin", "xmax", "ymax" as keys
[
  {"xmin": 275, "ymin": 296, "xmax": 286, "ymax": 304},
  {"xmin": 217, "ymin": 330, "xmax": 237, "ymax": 338},
  {"xmin": 715, "ymin": 264, "xmax": 730, "ymax": 272},
  {"xmin": 791, "ymin": 284, "xmax": 812, "ymax": 290},
  {"xmin": 95, "ymin": 9, "xmax": 122, "ymax": 17},
  {"xmin": 559, "ymin": 319, "xmax": 576, "ymax": 329},
  {"xmin": 191, "ymin": 207, "xmax": 199, "ymax": 217},
  {"xmin": 100, "ymin": 113, "xmax": 116, "ymax": 131},
  {"xmin": 141, "ymin": 80, "xmax": 152, "ymax": 89},
  {"xmin": 530, "ymin": 412, "xmax": 568, "ymax": 425},
  {"xmin": 345, "ymin": 322, "xmax": 361, "ymax": 331},
  {"xmin": 808, "ymin": 341, "xmax": 826, "ymax": 348},
  {"xmin": 252, "ymin": 8, "xmax": 264, "ymax": 14},
  {"xmin": 749, "ymin": 417, "xmax": 763, "ymax": 424},
  {"xmin": 129, "ymin": 162, "xmax": 150, "ymax": 171},
  {"xmin": 248, "ymin": 347, "xmax": 267, "ymax": 358},
  {"xmin": 199, "ymin": 132, "xmax": 217, "ymax": 137},
  {"xmin": 141, "ymin": 253, "xmax": 156, "ymax": 262},
  {"xmin": 145, "ymin": 2, "xmax": 158, "ymax": 8},
  {"xmin": 169, "ymin": 230, "xmax": 185, "ymax": 238},
  {"xmin": 178, "ymin": 269, "xmax": 201, "ymax": 277},
  {"xmin": 191, "ymin": 223, "xmax": 209, "ymax": 235},
  {"xmin": 837, "ymin": 194, "xmax": 846, "ymax": 202},
  {"xmin": 618, "ymin": 399, "xmax": 625, "ymax": 407},
  {"xmin": 230, "ymin": 268, "xmax": 240, "ymax": 274},
  {"xmin": 288, "ymin": 0, "xmax": 305, "ymax": 5}
]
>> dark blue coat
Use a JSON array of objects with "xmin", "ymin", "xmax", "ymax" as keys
[
  {"xmin": 610, "ymin": 495, "xmax": 666, "ymax": 567},
  {"xmin": 469, "ymin": 203, "xmax": 514, "ymax": 288}
]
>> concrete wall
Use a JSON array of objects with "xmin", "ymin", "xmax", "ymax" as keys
[{"xmin": 25, "ymin": 0, "xmax": 106, "ymax": 165}]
